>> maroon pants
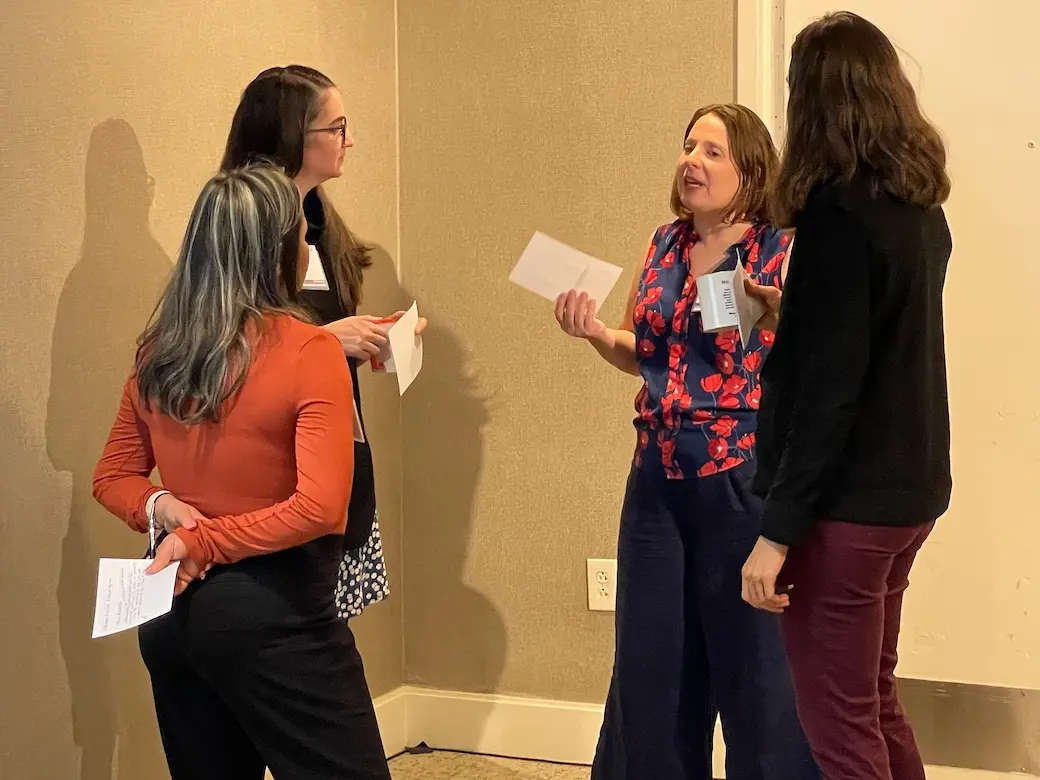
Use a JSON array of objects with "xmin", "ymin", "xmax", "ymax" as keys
[{"xmin": 780, "ymin": 520, "xmax": 933, "ymax": 780}]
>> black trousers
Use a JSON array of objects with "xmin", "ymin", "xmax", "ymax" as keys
[
  {"xmin": 139, "ymin": 537, "xmax": 390, "ymax": 780},
  {"xmin": 592, "ymin": 465, "xmax": 818, "ymax": 780}
]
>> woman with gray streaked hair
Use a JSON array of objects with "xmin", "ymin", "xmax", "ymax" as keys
[{"xmin": 92, "ymin": 164, "xmax": 391, "ymax": 779}]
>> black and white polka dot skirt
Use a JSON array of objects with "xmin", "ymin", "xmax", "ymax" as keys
[{"xmin": 335, "ymin": 512, "xmax": 390, "ymax": 618}]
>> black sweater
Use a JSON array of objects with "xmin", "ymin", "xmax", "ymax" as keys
[{"xmin": 752, "ymin": 179, "xmax": 953, "ymax": 546}]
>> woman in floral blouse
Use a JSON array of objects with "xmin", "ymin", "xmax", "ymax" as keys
[{"xmin": 555, "ymin": 104, "xmax": 818, "ymax": 780}]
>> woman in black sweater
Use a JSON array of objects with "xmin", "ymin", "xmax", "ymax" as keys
[{"xmin": 740, "ymin": 13, "xmax": 952, "ymax": 780}]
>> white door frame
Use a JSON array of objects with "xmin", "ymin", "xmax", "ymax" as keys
[{"xmin": 735, "ymin": 0, "xmax": 786, "ymax": 143}]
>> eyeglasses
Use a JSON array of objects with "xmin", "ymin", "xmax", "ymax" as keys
[{"xmin": 307, "ymin": 120, "xmax": 350, "ymax": 147}]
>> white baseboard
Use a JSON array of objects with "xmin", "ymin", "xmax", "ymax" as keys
[
  {"xmin": 371, "ymin": 685, "xmax": 727, "ymax": 775},
  {"xmin": 398, "ymin": 687, "xmax": 607, "ymax": 765},
  {"xmin": 271, "ymin": 686, "xmax": 1001, "ymax": 779},
  {"xmin": 373, "ymin": 686, "xmax": 412, "ymax": 758}
]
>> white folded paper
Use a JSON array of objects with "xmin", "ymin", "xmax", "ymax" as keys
[
  {"xmin": 509, "ymin": 232, "xmax": 623, "ymax": 313},
  {"xmin": 92, "ymin": 558, "xmax": 178, "ymax": 639},
  {"xmin": 387, "ymin": 302, "xmax": 423, "ymax": 395},
  {"xmin": 352, "ymin": 399, "xmax": 365, "ymax": 442}
]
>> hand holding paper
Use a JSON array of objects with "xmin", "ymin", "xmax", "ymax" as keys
[
  {"xmin": 92, "ymin": 558, "xmax": 178, "ymax": 638},
  {"xmin": 554, "ymin": 289, "xmax": 613, "ymax": 346},
  {"xmin": 370, "ymin": 310, "xmax": 427, "ymax": 373},
  {"xmin": 741, "ymin": 235, "xmax": 791, "ymax": 333},
  {"xmin": 325, "ymin": 316, "xmax": 390, "ymax": 361},
  {"xmin": 147, "ymin": 532, "xmax": 205, "ymax": 595},
  {"xmin": 743, "ymin": 277, "xmax": 781, "ymax": 332},
  {"xmin": 510, "ymin": 232, "xmax": 623, "ymax": 313},
  {"xmin": 384, "ymin": 302, "xmax": 424, "ymax": 395}
]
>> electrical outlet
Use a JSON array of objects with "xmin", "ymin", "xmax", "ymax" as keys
[{"xmin": 586, "ymin": 558, "xmax": 617, "ymax": 611}]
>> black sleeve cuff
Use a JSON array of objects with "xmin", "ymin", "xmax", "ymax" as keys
[
  {"xmin": 760, "ymin": 499, "xmax": 816, "ymax": 547},
  {"xmin": 749, "ymin": 465, "xmax": 771, "ymax": 500}
]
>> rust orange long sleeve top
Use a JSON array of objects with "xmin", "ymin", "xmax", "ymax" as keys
[{"xmin": 92, "ymin": 315, "xmax": 355, "ymax": 568}]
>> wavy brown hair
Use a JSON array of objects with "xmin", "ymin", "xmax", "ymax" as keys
[
  {"xmin": 773, "ymin": 12, "xmax": 951, "ymax": 226},
  {"xmin": 222, "ymin": 65, "xmax": 371, "ymax": 311},
  {"xmin": 670, "ymin": 103, "xmax": 778, "ymax": 225}
]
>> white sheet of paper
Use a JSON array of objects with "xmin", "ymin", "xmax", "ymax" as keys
[
  {"xmin": 509, "ymin": 232, "xmax": 623, "ymax": 313},
  {"xmin": 352, "ymin": 399, "xmax": 366, "ymax": 443},
  {"xmin": 387, "ymin": 302, "xmax": 423, "ymax": 395},
  {"xmin": 371, "ymin": 341, "xmax": 396, "ymax": 373},
  {"xmin": 92, "ymin": 558, "xmax": 178, "ymax": 639},
  {"xmin": 302, "ymin": 245, "xmax": 330, "ymax": 291},
  {"xmin": 697, "ymin": 261, "xmax": 764, "ymax": 349}
]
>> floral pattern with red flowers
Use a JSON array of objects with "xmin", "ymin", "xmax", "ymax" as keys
[{"xmin": 632, "ymin": 220, "xmax": 788, "ymax": 479}]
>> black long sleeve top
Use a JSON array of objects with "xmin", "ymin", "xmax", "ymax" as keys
[{"xmin": 752, "ymin": 178, "xmax": 953, "ymax": 546}]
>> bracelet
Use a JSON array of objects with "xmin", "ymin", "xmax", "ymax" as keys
[{"xmin": 145, "ymin": 490, "xmax": 171, "ymax": 557}]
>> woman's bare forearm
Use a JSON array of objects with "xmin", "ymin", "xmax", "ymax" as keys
[{"xmin": 589, "ymin": 328, "xmax": 640, "ymax": 376}]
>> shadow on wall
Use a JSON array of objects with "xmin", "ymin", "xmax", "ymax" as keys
[
  {"xmin": 47, "ymin": 119, "xmax": 172, "ymax": 780},
  {"xmin": 0, "ymin": 400, "xmax": 79, "ymax": 779},
  {"xmin": 399, "ymin": 289, "xmax": 509, "ymax": 743}
]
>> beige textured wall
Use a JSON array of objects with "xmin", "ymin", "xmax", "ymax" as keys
[
  {"xmin": 0, "ymin": 3, "xmax": 402, "ymax": 779},
  {"xmin": 397, "ymin": 0, "xmax": 735, "ymax": 701}
]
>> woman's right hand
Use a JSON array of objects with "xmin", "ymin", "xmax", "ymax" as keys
[
  {"xmin": 555, "ymin": 290, "xmax": 614, "ymax": 347},
  {"xmin": 323, "ymin": 316, "xmax": 390, "ymax": 359},
  {"xmin": 146, "ymin": 532, "xmax": 203, "ymax": 595}
]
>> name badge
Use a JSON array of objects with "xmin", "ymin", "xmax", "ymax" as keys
[{"xmin": 302, "ymin": 245, "xmax": 330, "ymax": 291}]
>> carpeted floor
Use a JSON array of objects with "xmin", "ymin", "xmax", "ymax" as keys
[
  {"xmin": 389, "ymin": 751, "xmax": 588, "ymax": 779},
  {"xmin": 387, "ymin": 753, "xmax": 1036, "ymax": 780}
]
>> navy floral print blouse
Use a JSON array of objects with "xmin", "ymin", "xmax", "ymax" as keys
[{"xmin": 632, "ymin": 220, "xmax": 789, "ymax": 479}]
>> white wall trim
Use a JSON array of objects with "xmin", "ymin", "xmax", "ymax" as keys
[
  {"xmin": 373, "ymin": 685, "xmax": 602, "ymax": 763},
  {"xmin": 401, "ymin": 687, "xmax": 605, "ymax": 765},
  {"xmin": 373, "ymin": 686, "xmax": 412, "ymax": 758},
  {"xmin": 278, "ymin": 686, "xmax": 985, "ymax": 778},
  {"xmin": 735, "ymin": 0, "xmax": 786, "ymax": 143},
  {"xmin": 369, "ymin": 686, "xmax": 728, "ymax": 774}
]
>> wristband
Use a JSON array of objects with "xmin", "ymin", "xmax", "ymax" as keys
[{"xmin": 145, "ymin": 490, "xmax": 171, "ymax": 558}]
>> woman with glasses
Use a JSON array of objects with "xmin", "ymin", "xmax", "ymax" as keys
[
  {"xmin": 92, "ymin": 164, "xmax": 391, "ymax": 779},
  {"xmin": 221, "ymin": 65, "xmax": 425, "ymax": 621}
]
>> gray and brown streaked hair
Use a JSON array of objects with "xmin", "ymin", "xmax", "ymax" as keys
[{"xmin": 135, "ymin": 163, "xmax": 305, "ymax": 424}]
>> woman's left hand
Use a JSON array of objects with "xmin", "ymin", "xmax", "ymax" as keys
[
  {"xmin": 154, "ymin": 493, "xmax": 205, "ymax": 533},
  {"xmin": 388, "ymin": 311, "xmax": 428, "ymax": 336},
  {"xmin": 744, "ymin": 278, "xmax": 782, "ymax": 332},
  {"xmin": 741, "ymin": 536, "xmax": 791, "ymax": 613}
]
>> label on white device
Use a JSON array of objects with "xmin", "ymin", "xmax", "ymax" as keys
[
  {"xmin": 698, "ymin": 270, "xmax": 740, "ymax": 332},
  {"xmin": 697, "ymin": 255, "xmax": 764, "ymax": 349}
]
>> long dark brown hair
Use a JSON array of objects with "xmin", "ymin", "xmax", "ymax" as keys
[
  {"xmin": 222, "ymin": 65, "xmax": 371, "ymax": 310},
  {"xmin": 670, "ymin": 103, "xmax": 778, "ymax": 225},
  {"xmin": 773, "ymin": 12, "xmax": 951, "ymax": 226}
]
